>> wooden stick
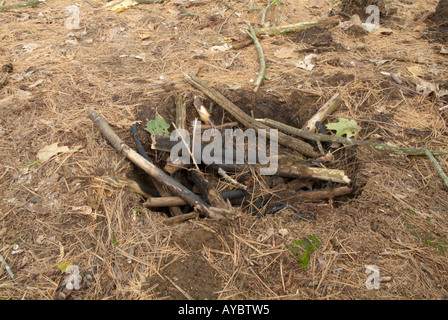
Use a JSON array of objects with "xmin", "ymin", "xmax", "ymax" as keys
[
  {"xmin": 148, "ymin": 186, "xmax": 352, "ymax": 208},
  {"xmin": 163, "ymin": 212, "xmax": 198, "ymax": 225},
  {"xmin": 231, "ymin": 39, "xmax": 254, "ymax": 50},
  {"xmin": 302, "ymin": 94, "xmax": 343, "ymax": 132},
  {"xmin": 175, "ymin": 95, "xmax": 187, "ymax": 131},
  {"xmin": 253, "ymin": 17, "xmax": 340, "ymax": 36},
  {"xmin": 0, "ymin": 0, "xmax": 42, "ymax": 11},
  {"xmin": 88, "ymin": 109, "xmax": 225, "ymax": 220},
  {"xmin": 144, "ymin": 190, "xmax": 247, "ymax": 208},
  {"xmin": 130, "ymin": 123, "xmax": 183, "ymax": 216},
  {"xmin": 243, "ymin": 19, "xmax": 266, "ymax": 92},
  {"xmin": 183, "ymin": 74, "xmax": 319, "ymax": 158},
  {"xmin": 291, "ymin": 186, "xmax": 352, "ymax": 201},
  {"xmin": 257, "ymin": 118, "xmax": 448, "ymax": 157},
  {"xmin": 276, "ymin": 163, "xmax": 350, "ymax": 184},
  {"xmin": 145, "ymin": 196, "xmax": 190, "ymax": 207},
  {"xmin": 424, "ymin": 150, "xmax": 448, "ymax": 188}
]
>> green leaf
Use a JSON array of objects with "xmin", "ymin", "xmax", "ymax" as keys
[
  {"xmin": 288, "ymin": 236, "xmax": 321, "ymax": 268},
  {"xmin": 57, "ymin": 261, "xmax": 72, "ymax": 272},
  {"xmin": 326, "ymin": 118, "xmax": 360, "ymax": 138},
  {"xmin": 112, "ymin": 236, "xmax": 119, "ymax": 247},
  {"xmin": 144, "ymin": 112, "xmax": 170, "ymax": 137}
]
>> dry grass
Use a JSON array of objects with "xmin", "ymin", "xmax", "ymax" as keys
[{"xmin": 0, "ymin": 0, "xmax": 448, "ymax": 300}]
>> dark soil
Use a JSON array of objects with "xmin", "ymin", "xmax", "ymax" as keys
[
  {"xmin": 426, "ymin": 0, "xmax": 448, "ymax": 43},
  {"xmin": 148, "ymin": 225, "xmax": 226, "ymax": 300}
]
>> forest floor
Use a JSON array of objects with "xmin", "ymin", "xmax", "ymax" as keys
[{"xmin": 0, "ymin": 0, "xmax": 448, "ymax": 300}]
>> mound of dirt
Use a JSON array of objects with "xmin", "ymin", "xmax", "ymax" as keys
[
  {"xmin": 426, "ymin": 0, "xmax": 448, "ymax": 43},
  {"xmin": 428, "ymin": 0, "xmax": 448, "ymax": 25}
]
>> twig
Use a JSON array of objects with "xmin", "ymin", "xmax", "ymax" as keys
[
  {"xmin": 144, "ymin": 190, "xmax": 247, "ymax": 207},
  {"xmin": 163, "ymin": 212, "xmax": 198, "ymax": 225},
  {"xmin": 242, "ymin": 19, "xmax": 266, "ymax": 92},
  {"xmin": 325, "ymin": 115, "xmax": 422, "ymax": 132},
  {"xmin": 0, "ymin": 253, "xmax": 14, "ymax": 279},
  {"xmin": 302, "ymin": 94, "xmax": 343, "ymax": 132},
  {"xmin": 0, "ymin": 0, "xmax": 42, "ymax": 11},
  {"xmin": 175, "ymin": 95, "xmax": 187, "ymax": 132},
  {"xmin": 289, "ymin": 186, "xmax": 353, "ymax": 202},
  {"xmin": 218, "ymin": 168, "xmax": 248, "ymax": 191},
  {"xmin": 231, "ymin": 39, "xmax": 254, "ymax": 50},
  {"xmin": 256, "ymin": 118, "xmax": 448, "ymax": 157},
  {"xmin": 424, "ymin": 150, "xmax": 448, "ymax": 189},
  {"xmin": 253, "ymin": 17, "xmax": 340, "ymax": 36}
]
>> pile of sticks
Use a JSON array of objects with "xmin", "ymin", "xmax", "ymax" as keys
[
  {"xmin": 87, "ymin": 75, "xmax": 352, "ymax": 223},
  {"xmin": 88, "ymin": 74, "xmax": 448, "ymax": 224}
]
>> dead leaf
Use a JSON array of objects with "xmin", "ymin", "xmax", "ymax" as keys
[
  {"xmin": 104, "ymin": 0, "xmax": 138, "ymax": 12},
  {"xmin": 210, "ymin": 44, "xmax": 231, "ymax": 52},
  {"xmin": 37, "ymin": 143, "xmax": 70, "ymax": 162},
  {"xmin": 414, "ymin": 78, "xmax": 448, "ymax": 98},
  {"xmin": 37, "ymin": 143, "xmax": 80, "ymax": 163},
  {"xmin": 407, "ymin": 65, "xmax": 424, "ymax": 77},
  {"xmin": 71, "ymin": 206, "xmax": 93, "ymax": 215},
  {"xmin": 292, "ymin": 54, "xmax": 317, "ymax": 71}
]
